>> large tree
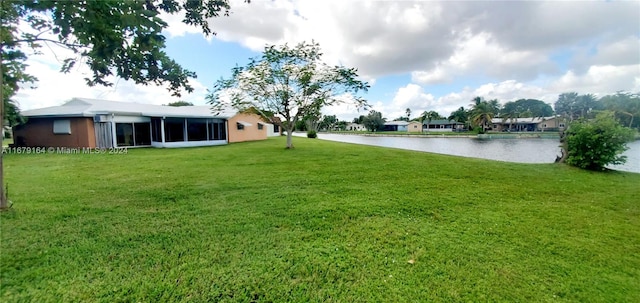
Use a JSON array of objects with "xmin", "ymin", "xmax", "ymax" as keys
[
  {"xmin": 1, "ymin": 0, "xmax": 245, "ymax": 209},
  {"xmin": 599, "ymin": 92, "xmax": 640, "ymax": 129},
  {"xmin": 554, "ymin": 92, "xmax": 597, "ymax": 121},
  {"xmin": 207, "ymin": 41, "xmax": 369, "ymax": 149},
  {"xmin": 501, "ymin": 99, "xmax": 554, "ymax": 119},
  {"xmin": 363, "ymin": 110, "xmax": 385, "ymax": 132},
  {"xmin": 448, "ymin": 106, "xmax": 468, "ymax": 128}
]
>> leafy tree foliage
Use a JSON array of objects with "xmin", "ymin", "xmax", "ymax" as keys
[
  {"xmin": 598, "ymin": 92, "xmax": 640, "ymax": 129},
  {"xmin": 562, "ymin": 112, "xmax": 635, "ymax": 171},
  {"xmin": 501, "ymin": 99, "xmax": 553, "ymax": 118},
  {"xmin": 363, "ymin": 110, "xmax": 385, "ymax": 132},
  {"xmin": 166, "ymin": 101, "xmax": 194, "ymax": 107},
  {"xmin": 448, "ymin": 106, "xmax": 468, "ymax": 127},
  {"xmin": 554, "ymin": 92, "xmax": 597, "ymax": 121},
  {"xmin": 352, "ymin": 115, "xmax": 366, "ymax": 124},
  {"xmin": 418, "ymin": 110, "xmax": 442, "ymax": 132},
  {"xmin": 207, "ymin": 41, "xmax": 369, "ymax": 148},
  {"xmin": 320, "ymin": 115, "xmax": 338, "ymax": 131},
  {"xmin": 335, "ymin": 120, "xmax": 348, "ymax": 131},
  {"xmin": 469, "ymin": 97, "xmax": 499, "ymax": 133},
  {"xmin": 2, "ymin": 0, "xmax": 242, "ymax": 98},
  {"xmin": 3, "ymin": 99, "xmax": 26, "ymax": 127}
]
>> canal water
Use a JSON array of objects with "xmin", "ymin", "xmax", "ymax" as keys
[{"xmin": 295, "ymin": 133, "xmax": 640, "ymax": 173}]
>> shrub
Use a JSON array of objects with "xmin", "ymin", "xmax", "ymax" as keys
[
  {"xmin": 565, "ymin": 112, "xmax": 635, "ymax": 170},
  {"xmin": 307, "ymin": 130, "xmax": 317, "ymax": 138}
]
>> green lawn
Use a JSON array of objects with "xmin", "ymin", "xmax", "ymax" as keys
[
  {"xmin": 2, "ymin": 137, "xmax": 639, "ymax": 302},
  {"xmin": 2, "ymin": 138, "xmax": 13, "ymax": 147}
]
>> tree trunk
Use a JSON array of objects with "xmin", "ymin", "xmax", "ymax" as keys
[
  {"xmin": 555, "ymin": 128, "xmax": 569, "ymax": 163},
  {"xmin": 285, "ymin": 127, "xmax": 294, "ymax": 149}
]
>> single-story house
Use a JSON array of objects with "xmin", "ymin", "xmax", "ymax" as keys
[
  {"xmin": 490, "ymin": 117, "xmax": 565, "ymax": 132},
  {"xmin": 423, "ymin": 119, "xmax": 465, "ymax": 132},
  {"xmin": 383, "ymin": 121, "xmax": 410, "ymax": 131},
  {"xmin": 407, "ymin": 121, "xmax": 422, "ymax": 132},
  {"xmin": 266, "ymin": 116, "xmax": 283, "ymax": 137},
  {"xmin": 346, "ymin": 123, "xmax": 366, "ymax": 131},
  {"xmin": 13, "ymin": 98, "xmax": 271, "ymax": 148}
]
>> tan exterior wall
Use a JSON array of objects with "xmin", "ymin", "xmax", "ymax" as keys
[
  {"xmin": 538, "ymin": 117, "xmax": 563, "ymax": 130},
  {"xmin": 227, "ymin": 113, "xmax": 268, "ymax": 143},
  {"xmin": 13, "ymin": 117, "xmax": 97, "ymax": 148},
  {"xmin": 407, "ymin": 122, "xmax": 422, "ymax": 132}
]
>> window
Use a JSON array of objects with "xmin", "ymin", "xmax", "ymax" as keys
[
  {"xmin": 559, "ymin": 123, "xmax": 565, "ymax": 128},
  {"xmin": 134, "ymin": 123, "xmax": 151, "ymax": 145},
  {"xmin": 187, "ymin": 119, "xmax": 208, "ymax": 141},
  {"xmin": 258, "ymin": 123, "xmax": 264, "ymax": 130},
  {"xmin": 543, "ymin": 124, "xmax": 547, "ymax": 128},
  {"xmin": 115, "ymin": 123, "xmax": 151, "ymax": 146},
  {"xmin": 237, "ymin": 122, "xmax": 245, "ymax": 130},
  {"xmin": 116, "ymin": 123, "xmax": 134, "ymax": 146},
  {"xmin": 273, "ymin": 124, "xmax": 280, "ymax": 133},
  {"xmin": 208, "ymin": 120, "xmax": 226, "ymax": 140},
  {"xmin": 53, "ymin": 119, "xmax": 71, "ymax": 134},
  {"xmin": 165, "ymin": 118, "xmax": 185, "ymax": 142},
  {"xmin": 151, "ymin": 118, "xmax": 162, "ymax": 142}
]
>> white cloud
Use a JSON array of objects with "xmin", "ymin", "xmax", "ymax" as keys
[
  {"xmin": 16, "ymin": 51, "xmax": 209, "ymax": 111},
  {"xmin": 550, "ymin": 64, "xmax": 640, "ymax": 95}
]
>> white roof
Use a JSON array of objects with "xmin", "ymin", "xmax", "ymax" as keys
[
  {"xmin": 491, "ymin": 117, "xmax": 555, "ymax": 124},
  {"xmin": 21, "ymin": 97, "xmax": 237, "ymax": 119},
  {"xmin": 385, "ymin": 121, "xmax": 411, "ymax": 126}
]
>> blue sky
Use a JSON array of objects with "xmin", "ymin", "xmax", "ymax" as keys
[{"xmin": 17, "ymin": 0, "xmax": 640, "ymax": 121}]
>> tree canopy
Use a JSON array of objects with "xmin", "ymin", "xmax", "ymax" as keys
[
  {"xmin": 501, "ymin": 99, "xmax": 553, "ymax": 118},
  {"xmin": 207, "ymin": 41, "xmax": 369, "ymax": 148},
  {"xmin": 363, "ymin": 110, "xmax": 385, "ymax": 132},
  {"xmin": 2, "ymin": 0, "xmax": 245, "ymax": 100},
  {"xmin": 469, "ymin": 97, "xmax": 498, "ymax": 133},
  {"xmin": 554, "ymin": 92, "xmax": 597, "ymax": 121},
  {"xmin": 562, "ymin": 112, "xmax": 635, "ymax": 170}
]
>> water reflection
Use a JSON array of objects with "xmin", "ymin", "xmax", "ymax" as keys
[{"xmin": 295, "ymin": 133, "xmax": 639, "ymax": 173}]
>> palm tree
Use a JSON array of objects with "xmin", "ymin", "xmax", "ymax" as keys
[
  {"xmin": 418, "ymin": 111, "xmax": 428, "ymax": 133},
  {"xmin": 501, "ymin": 108, "xmax": 519, "ymax": 132},
  {"xmin": 448, "ymin": 107, "xmax": 467, "ymax": 122},
  {"xmin": 419, "ymin": 111, "xmax": 440, "ymax": 132},
  {"xmin": 470, "ymin": 101, "xmax": 496, "ymax": 133}
]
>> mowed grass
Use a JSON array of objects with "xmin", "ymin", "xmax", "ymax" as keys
[{"xmin": 1, "ymin": 137, "xmax": 639, "ymax": 302}]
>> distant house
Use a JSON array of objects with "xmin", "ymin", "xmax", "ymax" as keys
[
  {"xmin": 383, "ymin": 121, "xmax": 410, "ymax": 131},
  {"xmin": 13, "ymin": 98, "xmax": 270, "ymax": 148},
  {"xmin": 490, "ymin": 117, "xmax": 564, "ymax": 132},
  {"xmin": 407, "ymin": 121, "xmax": 422, "ymax": 132},
  {"xmin": 423, "ymin": 119, "xmax": 465, "ymax": 132},
  {"xmin": 266, "ymin": 116, "xmax": 283, "ymax": 137},
  {"xmin": 346, "ymin": 123, "xmax": 366, "ymax": 131}
]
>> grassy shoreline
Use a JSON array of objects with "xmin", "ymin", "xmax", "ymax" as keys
[{"xmin": 2, "ymin": 137, "xmax": 639, "ymax": 302}]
